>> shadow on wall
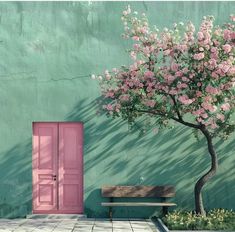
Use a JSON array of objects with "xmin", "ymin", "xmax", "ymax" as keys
[
  {"xmin": 0, "ymin": 97, "xmax": 233, "ymax": 218},
  {"xmin": 66, "ymin": 97, "xmax": 235, "ymax": 218},
  {"xmin": 0, "ymin": 140, "xmax": 32, "ymax": 218}
]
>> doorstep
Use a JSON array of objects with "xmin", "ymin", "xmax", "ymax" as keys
[{"xmin": 26, "ymin": 214, "xmax": 87, "ymax": 219}]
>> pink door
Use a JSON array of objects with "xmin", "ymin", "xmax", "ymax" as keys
[
  {"xmin": 32, "ymin": 122, "xmax": 83, "ymax": 214},
  {"xmin": 58, "ymin": 123, "xmax": 83, "ymax": 212}
]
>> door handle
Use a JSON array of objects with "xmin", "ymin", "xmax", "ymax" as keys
[{"xmin": 52, "ymin": 175, "xmax": 57, "ymax": 181}]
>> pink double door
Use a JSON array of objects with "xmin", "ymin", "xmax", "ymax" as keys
[{"xmin": 32, "ymin": 122, "xmax": 83, "ymax": 214}]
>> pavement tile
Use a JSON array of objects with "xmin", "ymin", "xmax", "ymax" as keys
[{"xmin": 0, "ymin": 218, "xmax": 158, "ymax": 232}]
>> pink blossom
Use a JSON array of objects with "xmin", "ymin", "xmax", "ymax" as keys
[
  {"xmin": 130, "ymin": 51, "xmax": 137, "ymax": 60},
  {"xmin": 213, "ymin": 39, "xmax": 220, "ymax": 46},
  {"xmin": 221, "ymin": 103, "xmax": 230, "ymax": 111},
  {"xmin": 182, "ymin": 76, "xmax": 189, "ymax": 82},
  {"xmin": 143, "ymin": 47, "xmax": 151, "ymax": 57},
  {"xmin": 116, "ymin": 103, "xmax": 121, "ymax": 109},
  {"xmin": 123, "ymin": 6, "xmax": 131, "ymax": 16},
  {"xmin": 230, "ymin": 15, "xmax": 235, "ymax": 21},
  {"xmin": 100, "ymin": 10, "xmax": 235, "ymax": 133},
  {"xmin": 216, "ymin": 113, "xmax": 225, "ymax": 122},
  {"xmin": 228, "ymin": 67, "xmax": 235, "ymax": 76},
  {"xmin": 218, "ymin": 64, "xmax": 230, "ymax": 73},
  {"xmin": 164, "ymin": 74, "xmax": 176, "ymax": 83},
  {"xmin": 205, "ymin": 85, "xmax": 220, "ymax": 95},
  {"xmin": 112, "ymin": 68, "xmax": 118, "ymax": 73},
  {"xmin": 196, "ymin": 91, "xmax": 202, "ymax": 97},
  {"xmin": 231, "ymin": 31, "xmax": 235, "ymax": 39},
  {"xmin": 127, "ymin": 81, "xmax": 134, "ymax": 87},
  {"xmin": 163, "ymin": 49, "xmax": 171, "ymax": 56},
  {"xmin": 175, "ymin": 71, "xmax": 183, "ymax": 77},
  {"xmin": 210, "ymin": 123, "xmax": 218, "ymax": 129},
  {"xmin": 132, "ymin": 36, "xmax": 140, "ymax": 41},
  {"xmin": 210, "ymin": 51, "xmax": 218, "ymax": 60},
  {"xmin": 201, "ymin": 113, "xmax": 208, "ymax": 119},
  {"xmin": 181, "ymin": 68, "xmax": 188, "ymax": 74},
  {"xmin": 208, "ymin": 59, "xmax": 217, "ymax": 69},
  {"xmin": 169, "ymin": 89, "xmax": 178, "ymax": 95},
  {"xmin": 105, "ymin": 91, "xmax": 115, "ymax": 98},
  {"xmin": 211, "ymin": 71, "xmax": 219, "ymax": 79},
  {"xmin": 144, "ymin": 71, "xmax": 154, "ymax": 78},
  {"xmin": 211, "ymin": 47, "xmax": 217, "ymax": 53},
  {"xmin": 104, "ymin": 104, "xmax": 113, "ymax": 111},
  {"xmin": 133, "ymin": 44, "xmax": 140, "ymax": 50},
  {"xmin": 202, "ymin": 102, "xmax": 217, "ymax": 112},
  {"xmin": 149, "ymin": 33, "xmax": 157, "ymax": 40},
  {"xmin": 204, "ymin": 96, "xmax": 213, "ymax": 103},
  {"xmin": 223, "ymin": 29, "xmax": 231, "ymax": 40},
  {"xmin": 222, "ymin": 44, "xmax": 232, "ymax": 53},
  {"xmin": 214, "ymin": 29, "xmax": 221, "ymax": 36},
  {"xmin": 197, "ymin": 32, "xmax": 204, "ymax": 41},
  {"xmin": 137, "ymin": 60, "xmax": 145, "ymax": 65},
  {"xmin": 123, "ymin": 10, "xmax": 128, "ymax": 16},
  {"xmin": 170, "ymin": 63, "xmax": 179, "ymax": 72},
  {"xmin": 119, "ymin": 94, "xmax": 130, "ymax": 101},
  {"xmin": 177, "ymin": 83, "xmax": 188, "ymax": 89},
  {"xmin": 193, "ymin": 52, "xmax": 205, "ymax": 60},
  {"xmin": 193, "ymin": 108, "xmax": 205, "ymax": 116},
  {"xmin": 148, "ymin": 82, "xmax": 155, "ymax": 87},
  {"xmin": 114, "ymin": 103, "xmax": 121, "ymax": 112},
  {"xmin": 145, "ymin": 100, "xmax": 155, "ymax": 108},
  {"xmin": 178, "ymin": 95, "xmax": 195, "ymax": 105},
  {"xmin": 146, "ymin": 86, "xmax": 152, "ymax": 92},
  {"xmin": 140, "ymin": 27, "xmax": 148, "ymax": 34}
]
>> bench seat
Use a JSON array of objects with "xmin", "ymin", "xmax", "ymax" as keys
[
  {"xmin": 101, "ymin": 202, "xmax": 176, "ymax": 207},
  {"xmin": 101, "ymin": 185, "xmax": 176, "ymax": 219}
]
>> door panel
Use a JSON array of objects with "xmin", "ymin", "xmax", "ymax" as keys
[
  {"xmin": 32, "ymin": 122, "xmax": 83, "ymax": 214},
  {"xmin": 33, "ymin": 123, "xmax": 58, "ymax": 212},
  {"xmin": 58, "ymin": 123, "xmax": 83, "ymax": 212}
]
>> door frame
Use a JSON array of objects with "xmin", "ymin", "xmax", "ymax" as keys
[{"xmin": 32, "ymin": 121, "xmax": 84, "ymax": 214}]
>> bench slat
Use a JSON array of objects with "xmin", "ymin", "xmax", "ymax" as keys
[
  {"xmin": 101, "ymin": 202, "xmax": 176, "ymax": 207},
  {"xmin": 102, "ymin": 186, "xmax": 175, "ymax": 198}
]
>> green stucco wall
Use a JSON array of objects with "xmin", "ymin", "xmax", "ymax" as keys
[{"xmin": 0, "ymin": 1, "xmax": 234, "ymax": 218}]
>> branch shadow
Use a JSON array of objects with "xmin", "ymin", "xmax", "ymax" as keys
[
  {"xmin": 0, "ymin": 96, "xmax": 233, "ymax": 219},
  {"xmin": 66, "ymin": 97, "xmax": 235, "ymax": 218},
  {"xmin": 0, "ymin": 140, "xmax": 32, "ymax": 218}
]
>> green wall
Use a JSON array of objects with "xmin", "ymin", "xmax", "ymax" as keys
[{"xmin": 0, "ymin": 1, "xmax": 234, "ymax": 218}]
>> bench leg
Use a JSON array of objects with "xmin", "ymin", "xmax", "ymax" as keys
[
  {"xmin": 109, "ymin": 207, "xmax": 113, "ymax": 221},
  {"xmin": 162, "ymin": 206, "xmax": 168, "ymax": 216},
  {"xmin": 109, "ymin": 197, "xmax": 113, "ymax": 221}
]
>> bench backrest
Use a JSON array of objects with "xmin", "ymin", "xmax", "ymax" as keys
[{"xmin": 101, "ymin": 186, "xmax": 175, "ymax": 198}]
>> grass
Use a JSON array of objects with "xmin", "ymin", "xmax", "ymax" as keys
[{"xmin": 162, "ymin": 209, "xmax": 235, "ymax": 230}]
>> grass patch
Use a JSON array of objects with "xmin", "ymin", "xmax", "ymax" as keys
[{"xmin": 162, "ymin": 209, "xmax": 235, "ymax": 230}]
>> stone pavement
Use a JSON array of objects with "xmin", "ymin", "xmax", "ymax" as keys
[{"xmin": 0, "ymin": 218, "xmax": 159, "ymax": 232}]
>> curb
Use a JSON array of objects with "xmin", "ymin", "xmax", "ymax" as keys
[{"xmin": 156, "ymin": 218, "xmax": 169, "ymax": 232}]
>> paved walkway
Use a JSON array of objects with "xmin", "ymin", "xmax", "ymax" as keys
[{"xmin": 0, "ymin": 219, "xmax": 159, "ymax": 232}]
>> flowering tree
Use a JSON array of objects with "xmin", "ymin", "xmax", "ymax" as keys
[{"xmin": 94, "ymin": 6, "xmax": 235, "ymax": 215}]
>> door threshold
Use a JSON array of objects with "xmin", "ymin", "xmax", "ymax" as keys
[{"xmin": 27, "ymin": 214, "xmax": 87, "ymax": 219}]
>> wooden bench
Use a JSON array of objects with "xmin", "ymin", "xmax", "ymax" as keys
[{"xmin": 101, "ymin": 186, "xmax": 176, "ymax": 219}]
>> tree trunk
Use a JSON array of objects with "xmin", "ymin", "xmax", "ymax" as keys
[{"xmin": 194, "ymin": 127, "xmax": 218, "ymax": 216}]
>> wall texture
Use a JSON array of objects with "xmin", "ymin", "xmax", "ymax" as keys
[{"xmin": 0, "ymin": 1, "xmax": 234, "ymax": 218}]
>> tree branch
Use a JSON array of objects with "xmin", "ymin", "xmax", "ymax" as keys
[
  {"xmin": 171, "ymin": 116, "xmax": 201, "ymax": 129},
  {"xmin": 169, "ymin": 95, "xmax": 182, "ymax": 120},
  {"xmin": 135, "ymin": 108, "xmax": 201, "ymax": 129}
]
